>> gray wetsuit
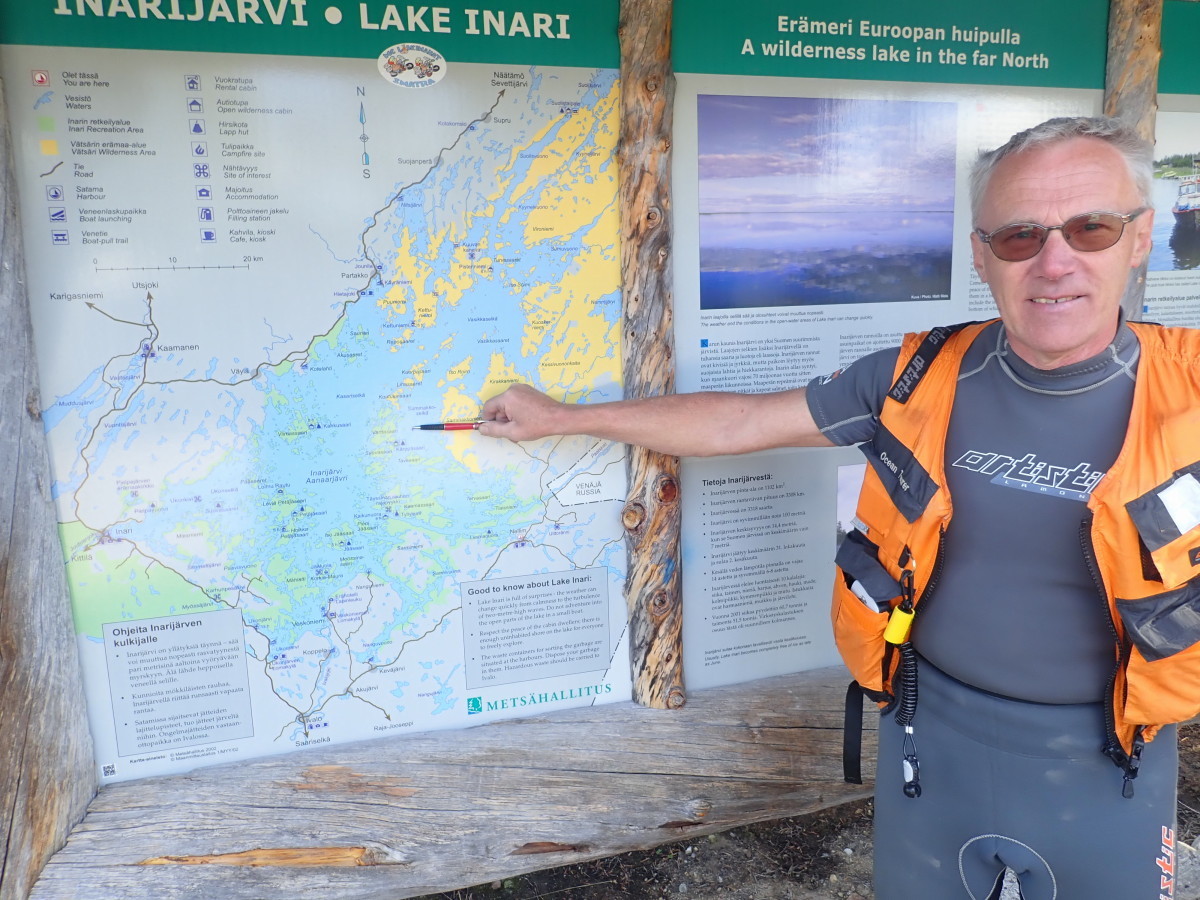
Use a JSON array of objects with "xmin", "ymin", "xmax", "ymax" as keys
[{"xmin": 807, "ymin": 321, "xmax": 1178, "ymax": 900}]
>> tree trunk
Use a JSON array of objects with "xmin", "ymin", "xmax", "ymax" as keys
[
  {"xmin": 617, "ymin": 0, "xmax": 684, "ymax": 710},
  {"xmin": 1104, "ymin": 0, "xmax": 1163, "ymax": 320}
]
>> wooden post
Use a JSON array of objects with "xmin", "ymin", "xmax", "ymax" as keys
[
  {"xmin": 1104, "ymin": 0, "xmax": 1164, "ymax": 139},
  {"xmin": 0, "ymin": 77, "xmax": 97, "ymax": 900},
  {"xmin": 617, "ymin": 0, "xmax": 684, "ymax": 710},
  {"xmin": 1104, "ymin": 0, "xmax": 1163, "ymax": 320}
]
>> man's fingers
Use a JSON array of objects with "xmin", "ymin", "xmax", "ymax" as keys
[{"xmin": 477, "ymin": 384, "xmax": 559, "ymax": 443}]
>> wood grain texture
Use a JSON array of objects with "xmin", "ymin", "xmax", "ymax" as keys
[
  {"xmin": 1104, "ymin": 0, "xmax": 1163, "ymax": 321},
  {"xmin": 617, "ymin": 0, "xmax": 684, "ymax": 710},
  {"xmin": 1104, "ymin": 0, "xmax": 1163, "ymax": 139},
  {"xmin": 30, "ymin": 668, "xmax": 876, "ymax": 900},
  {"xmin": 0, "ymin": 78, "xmax": 98, "ymax": 900}
]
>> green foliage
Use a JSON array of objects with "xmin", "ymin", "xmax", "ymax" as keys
[{"xmin": 1156, "ymin": 152, "xmax": 1200, "ymax": 177}]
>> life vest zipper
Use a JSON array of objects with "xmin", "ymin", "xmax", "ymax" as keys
[
  {"xmin": 1080, "ymin": 512, "xmax": 1141, "ymax": 796},
  {"xmin": 906, "ymin": 526, "xmax": 948, "ymax": 628}
]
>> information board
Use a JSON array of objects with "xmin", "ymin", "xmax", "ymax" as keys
[
  {"xmin": 671, "ymin": 0, "xmax": 1110, "ymax": 689},
  {"xmin": 1, "ymin": 0, "xmax": 630, "ymax": 783},
  {"xmin": 1144, "ymin": 0, "xmax": 1200, "ymax": 325}
]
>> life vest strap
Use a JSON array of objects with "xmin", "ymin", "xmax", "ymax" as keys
[
  {"xmin": 886, "ymin": 321, "xmax": 979, "ymax": 404},
  {"xmin": 842, "ymin": 680, "xmax": 892, "ymax": 784}
]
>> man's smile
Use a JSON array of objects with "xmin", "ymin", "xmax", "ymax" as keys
[{"xmin": 1030, "ymin": 295, "xmax": 1082, "ymax": 305}]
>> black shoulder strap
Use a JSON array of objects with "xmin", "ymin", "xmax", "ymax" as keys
[{"xmin": 886, "ymin": 321, "xmax": 980, "ymax": 405}]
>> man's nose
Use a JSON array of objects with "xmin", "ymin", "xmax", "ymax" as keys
[{"xmin": 1031, "ymin": 227, "xmax": 1077, "ymax": 277}]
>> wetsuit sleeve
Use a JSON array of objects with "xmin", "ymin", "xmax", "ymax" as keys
[{"xmin": 805, "ymin": 347, "xmax": 900, "ymax": 446}]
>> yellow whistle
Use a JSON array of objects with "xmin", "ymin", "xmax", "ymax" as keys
[{"xmin": 884, "ymin": 606, "xmax": 915, "ymax": 644}]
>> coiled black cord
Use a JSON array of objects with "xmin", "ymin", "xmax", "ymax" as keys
[
  {"xmin": 895, "ymin": 641, "xmax": 921, "ymax": 798},
  {"xmin": 894, "ymin": 640, "xmax": 918, "ymax": 727}
]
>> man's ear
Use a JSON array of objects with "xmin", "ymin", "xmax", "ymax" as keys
[
  {"xmin": 970, "ymin": 231, "xmax": 989, "ymax": 283},
  {"xmin": 1129, "ymin": 208, "xmax": 1155, "ymax": 268}
]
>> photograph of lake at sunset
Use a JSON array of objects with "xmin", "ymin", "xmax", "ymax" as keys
[{"xmin": 698, "ymin": 95, "xmax": 957, "ymax": 309}]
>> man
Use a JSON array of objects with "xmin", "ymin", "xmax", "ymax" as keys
[{"xmin": 479, "ymin": 117, "xmax": 1197, "ymax": 899}]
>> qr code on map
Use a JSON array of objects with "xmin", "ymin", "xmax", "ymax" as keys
[{"xmin": 102, "ymin": 764, "xmax": 116, "ymax": 777}]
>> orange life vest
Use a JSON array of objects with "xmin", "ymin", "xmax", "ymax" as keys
[{"xmin": 832, "ymin": 319, "xmax": 1200, "ymax": 766}]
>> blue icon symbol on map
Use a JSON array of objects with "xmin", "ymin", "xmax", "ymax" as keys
[
  {"xmin": 192, "ymin": 142, "xmax": 207, "ymax": 157},
  {"xmin": 201, "ymin": 229, "xmax": 216, "ymax": 243},
  {"xmin": 198, "ymin": 207, "xmax": 213, "ymax": 221},
  {"xmin": 34, "ymin": 91, "xmax": 54, "ymax": 110},
  {"xmin": 49, "ymin": 207, "xmax": 65, "ymax": 222},
  {"xmin": 45, "ymin": 185, "xmax": 63, "ymax": 201},
  {"xmin": 196, "ymin": 186, "xmax": 212, "ymax": 199},
  {"xmin": 51, "ymin": 230, "xmax": 69, "ymax": 245},
  {"xmin": 189, "ymin": 119, "xmax": 205, "ymax": 134},
  {"xmin": 188, "ymin": 98, "xmax": 203, "ymax": 113},
  {"xmin": 194, "ymin": 163, "xmax": 210, "ymax": 178},
  {"xmin": 185, "ymin": 75, "xmax": 201, "ymax": 91}
]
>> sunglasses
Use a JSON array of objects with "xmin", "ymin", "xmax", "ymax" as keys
[{"xmin": 974, "ymin": 208, "xmax": 1148, "ymax": 262}]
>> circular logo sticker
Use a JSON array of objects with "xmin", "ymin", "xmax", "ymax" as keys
[{"xmin": 378, "ymin": 43, "xmax": 447, "ymax": 88}]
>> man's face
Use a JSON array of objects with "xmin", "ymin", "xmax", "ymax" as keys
[{"xmin": 970, "ymin": 136, "xmax": 1154, "ymax": 370}]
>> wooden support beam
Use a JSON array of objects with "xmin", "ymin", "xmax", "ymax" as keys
[
  {"xmin": 617, "ymin": 0, "xmax": 684, "ymax": 710},
  {"xmin": 29, "ymin": 667, "xmax": 874, "ymax": 900},
  {"xmin": 1104, "ymin": 0, "xmax": 1164, "ymax": 138},
  {"xmin": 1104, "ymin": 0, "xmax": 1164, "ymax": 320},
  {"xmin": 0, "ymin": 77, "xmax": 98, "ymax": 900}
]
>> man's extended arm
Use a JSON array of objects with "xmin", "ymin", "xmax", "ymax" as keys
[{"xmin": 477, "ymin": 383, "xmax": 835, "ymax": 456}]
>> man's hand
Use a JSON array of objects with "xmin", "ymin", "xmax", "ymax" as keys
[{"xmin": 478, "ymin": 383, "xmax": 569, "ymax": 443}]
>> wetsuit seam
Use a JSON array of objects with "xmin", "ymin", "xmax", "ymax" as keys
[
  {"xmin": 997, "ymin": 354, "xmax": 1137, "ymax": 396},
  {"xmin": 818, "ymin": 411, "xmax": 875, "ymax": 440}
]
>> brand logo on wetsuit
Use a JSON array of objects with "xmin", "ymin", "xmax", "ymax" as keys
[
  {"xmin": 1158, "ymin": 825, "xmax": 1175, "ymax": 899},
  {"xmin": 951, "ymin": 450, "xmax": 1104, "ymax": 502},
  {"xmin": 814, "ymin": 368, "xmax": 843, "ymax": 385}
]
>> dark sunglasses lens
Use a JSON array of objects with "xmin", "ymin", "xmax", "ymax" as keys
[
  {"xmin": 1062, "ymin": 213, "xmax": 1124, "ymax": 252},
  {"xmin": 990, "ymin": 224, "xmax": 1047, "ymax": 261}
]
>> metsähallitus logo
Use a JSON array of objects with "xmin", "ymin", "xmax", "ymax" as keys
[{"xmin": 467, "ymin": 684, "xmax": 613, "ymax": 716}]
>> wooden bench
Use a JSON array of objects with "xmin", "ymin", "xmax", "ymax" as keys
[{"xmin": 29, "ymin": 668, "xmax": 875, "ymax": 899}]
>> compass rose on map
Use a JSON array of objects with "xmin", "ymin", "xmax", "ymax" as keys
[{"xmin": 358, "ymin": 101, "xmax": 369, "ymax": 167}]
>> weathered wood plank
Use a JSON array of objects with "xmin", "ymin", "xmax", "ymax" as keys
[
  {"xmin": 30, "ymin": 668, "xmax": 876, "ymax": 900},
  {"xmin": 618, "ymin": 0, "xmax": 684, "ymax": 710},
  {"xmin": 0, "ymin": 77, "xmax": 98, "ymax": 900}
]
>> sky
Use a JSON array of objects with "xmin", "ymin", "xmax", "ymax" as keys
[
  {"xmin": 1156, "ymin": 111, "xmax": 1200, "ymax": 162},
  {"xmin": 697, "ymin": 95, "xmax": 958, "ymax": 215}
]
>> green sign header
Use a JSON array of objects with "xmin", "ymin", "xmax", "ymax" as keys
[
  {"xmin": 0, "ymin": 0, "xmax": 619, "ymax": 67},
  {"xmin": 673, "ymin": 0, "xmax": 1109, "ymax": 89},
  {"xmin": 1161, "ymin": 0, "xmax": 1199, "ymax": 95}
]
